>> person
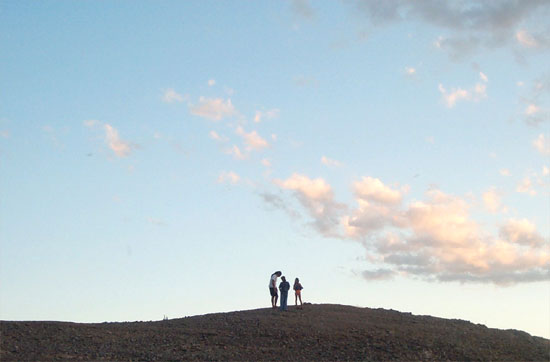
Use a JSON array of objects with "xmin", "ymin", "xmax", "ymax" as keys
[
  {"xmin": 278, "ymin": 276, "xmax": 290, "ymax": 311},
  {"xmin": 269, "ymin": 271, "xmax": 282, "ymax": 308},
  {"xmin": 293, "ymin": 277, "xmax": 303, "ymax": 308}
]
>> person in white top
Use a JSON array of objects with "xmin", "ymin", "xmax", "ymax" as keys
[{"xmin": 269, "ymin": 271, "xmax": 282, "ymax": 308}]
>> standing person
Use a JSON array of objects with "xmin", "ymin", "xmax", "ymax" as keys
[
  {"xmin": 269, "ymin": 271, "xmax": 282, "ymax": 308},
  {"xmin": 293, "ymin": 278, "xmax": 303, "ymax": 308},
  {"xmin": 279, "ymin": 276, "xmax": 290, "ymax": 311}
]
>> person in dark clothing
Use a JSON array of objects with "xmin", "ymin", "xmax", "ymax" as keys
[{"xmin": 278, "ymin": 276, "xmax": 290, "ymax": 311}]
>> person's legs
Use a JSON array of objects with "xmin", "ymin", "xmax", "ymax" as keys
[
  {"xmin": 295, "ymin": 293, "xmax": 298, "ymax": 306},
  {"xmin": 298, "ymin": 293, "xmax": 302, "ymax": 306}
]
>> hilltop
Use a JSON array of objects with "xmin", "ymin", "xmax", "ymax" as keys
[{"xmin": 1, "ymin": 304, "xmax": 548, "ymax": 361}]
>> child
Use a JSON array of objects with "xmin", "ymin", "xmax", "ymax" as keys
[
  {"xmin": 294, "ymin": 278, "xmax": 303, "ymax": 308},
  {"xmin": 278, "ymin": 276, "xmax": 290, "ymax": 311}
]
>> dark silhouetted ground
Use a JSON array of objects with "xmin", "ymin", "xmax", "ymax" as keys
[{"xmin": 1, "ymin": 304, "xmax": 549, "ymax": 361}]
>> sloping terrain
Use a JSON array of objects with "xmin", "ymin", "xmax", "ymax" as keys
[{"xmin": 1, "ymin": 304, "xmax": 548, "ymax": 361}]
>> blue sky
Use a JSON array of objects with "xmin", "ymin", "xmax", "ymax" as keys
[{"xmin": 1, "ymin": 1, "xmax": 549, "ymax": 338}]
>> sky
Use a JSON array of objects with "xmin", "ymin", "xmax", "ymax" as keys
[{"xmin": 1, "ymin": 0, "xmax": 549, "ymax": 338}]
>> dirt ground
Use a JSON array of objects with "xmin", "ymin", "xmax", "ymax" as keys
[{"xmin": 2, "ymin": 304, "xmax": 549, "ymax": 361}]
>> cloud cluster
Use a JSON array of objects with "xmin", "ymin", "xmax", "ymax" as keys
[
  {"xmin": 189, "ymin": 97, "xmax": 235, "ymax": 121},
  {"xmin": 353, "ymin": 0, "xmax": 550, "ymax": 59},
  {"xmin": 438, "ymin": 72, "xmax": 488, "ymax": 108},
  {"xmin": 270, "ymin": 173, "xmax": 549, "ymax": 285}
]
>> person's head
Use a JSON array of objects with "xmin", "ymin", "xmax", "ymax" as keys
[
  {"xmin": 294, "ymin": 278, "xmax": 299, "ymax": 284},
  {"xmin": 281, "ymin": 276, "xmax": 286, "ymax": 282},
  {"xmin": 275, "ymin": 271, "xmax": 282, "ymax": 277}
]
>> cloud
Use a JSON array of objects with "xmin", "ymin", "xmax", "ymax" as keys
[
  {"xmin": 162, "ymin": 88, "xmax": 186, "ymax": 103},
  {"xmin": 482, "ymin": 188, "xmax": 502, "ymax": 213},
  {"xmin": 405, "ymin": 66, "xmax": 416, "ymax": 76},
  {"xmin": 361, "ymin": 269, "xmax": 396, "ymax": 281},
  {"xmin": 516, "ymin": 176, "xmax": 537, "ymax": 196},
  {"xmin": 321, "ymin": 156, "xmax": 342, "ymax": 167},
  {"xmin": 225, "ymin": 145, "xmax": 246, "ymax": 160},
  {"xmin": 236, "ymin": 126, "xmax": 269, "ymax": 151},
  {"xmin": 147, "ymin": 217, "xmax": 167, "ymax": 226},
  {"xmin": 209, "ymin": 130, "xmax": 227, "ymax": 142},
  {"xmin": 274, "ymin": 173, "xmax": 345, "ymax": 237},
  {"xmin": 261, "ymin": 158, "xmax": 271, "ymax": 167},
  {"xmin": 353, "ymin": 176, "xmax": 404, "ymax": 205},
  {"xmin": 533, "ymin": 133, "xmax": 550, "ymax": 155},
  {"xmin": 254, "ymin": 109, "xmax": 280, "ymax": 123},
  {"xmin": 217, "ymin": 171, "xmax": 240, "ymax": 184},
  {"xmin": 525, "ymin": 104, "xmax": 541, "ymax": 115},
  {"xmin": 500, "ymin": 169, "xmax": 511, "ymax": 176},
  {"xmin": 290, "ymin": 0, "xmax": 315, "ymax": 19},
  {"xmin": 352, "ymin": 0, "xmax": 550, "ymax": 59},
  {"xmin": 438, "ymin": 74, "xmax": 487, "ymax": 108},
  {"xmin": 84, "ymin": 120, "xmax": 135, "ymax": 158},
  {"xmin": 208, "ymin": 79, "xmax": 216, "ymax": 86},
  {"xmin": 516, "ymin": 29, "xmax": 538, "ymax": 48},
  {"xmin": 104, "ymin": 124, "xmax": 133, "ymax": 158},
  {"xmin": 479, "ymin": 72, "xmax": 489, "ymax": 82},
  {"xmin": 189, "ymin": 97, "xmax": 235, "ymax": 121},
  {"xmin": 500, "ymin": 218, "xmax": 545, "ymax": 247}
]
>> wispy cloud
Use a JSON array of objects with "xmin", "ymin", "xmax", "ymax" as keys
[
  {"xmin": 217, "ymin": 171, "xmax": 240, "ymax": 184},
  {"xmin": 321, "ymin": 156, "xmax": 342, "ymax": 168},
  {"xmin": 104, "ymin": 124, "xmax": 133, "ymax": 158},
  {"xmin": 162, "ymin": 88, "xmax": 186, "ymax": 103},
  {"xmin": 482, "ymin": 187, "xmax": 502, "ymax": 213},
  {"xmin": 189, "ymin": 97, "xmax": 235, "ymax": 121},
  {"xmin": 533, "ymin": 133, "xmax": 550, "ymax": 155},
  {"xmin": 516, "ymin": 176, "xmax": 536, "ymax": 196},
  {"xmin": 254, "ymin": 109, "xmax": 280, "ymax": 123}
]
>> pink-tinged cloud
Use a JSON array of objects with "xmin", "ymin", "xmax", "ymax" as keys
[
  {"xmin": 236, "ymin": 126, "xmax": 269, "ymax": 151},
  {"xmin": 533, "ymin": 133, "xmax": 550, "ymax": 155},
  {"xmin": 438, "ymin": 74, "xmax": 487, "ymax": 108},
  {"xmin": 189, "ymin": 97, "xmax": 235, "ymax": 121},
  {"xmin": 500, "ymin": 218, "xmax": 545, "ymax": 247},
  {"xmin": 353, "ymin": 176, "xmax": 403, "ymax": 205},
  {"xmin": 516, "ymin": 177, "xmax": 536, "ymax": 196},
  {"xmin": 321, "ymin": 156, "xmax": 342, "ymax": 167},
  {"xmin": 274, "ymin": 173, "xmax": 345, "ymax": 237},
  {"xmin": 516, "ymin": 29, "xmax": 538, "ymax": 48},
  {"xmin": 225, "ymin": 145, "xmax": 246, "ymax": 160},
  {"xmin": 104, "ymin": 124, "xmax": 132, "ymax": 157},
  {"xmin": 482, "ymin": 188, "xmax": 501, "ymax": 213},
  {"xmin": 266, "ymin": 173, "xmax": 549, "ymax": 285}
]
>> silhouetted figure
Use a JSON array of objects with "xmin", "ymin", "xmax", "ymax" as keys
[
  {"xmin": 279, "ymin": 276, "xmax": 290, "ymax": 311},
  {"xmin": 294, "ymin": 277, "xmax": 303, "ymax": 308},
  {"xmin": 269, "ymin": 271, "xmax": 282, "ymax": 308}
]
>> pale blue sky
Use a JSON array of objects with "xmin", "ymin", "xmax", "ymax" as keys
[{"xmin": 1, "ymin": 1, "xmax": 549, "ymax": 338}]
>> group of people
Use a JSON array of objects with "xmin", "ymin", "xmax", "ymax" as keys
[{"xmin": 268, "ymin": 271, "xmax": 303, "ymax": 311}]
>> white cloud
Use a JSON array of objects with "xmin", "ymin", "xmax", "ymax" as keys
[
  {"xmin": 162, "ymin": 88, "xmax": 185, "ymax": 103},
  {"xmin": 516, "ymin": 177, "xmax": 536, "ymax": 196},
  {"xmin": 225, "ymin": 145, "xmax": 246, "ymax": 160},
  {"xmin": 189, "ymin": 97, "xmax": 235, "ymax": 121},
  {"xmin": 236, "ymin": 126, "xmax": 269, "ymax": 151},
  {"xmin": 482, "ymin": 188, "xmax": 501, "ymax": 213},
  {"xmin": 516, "ymin": 29, "xmax": 538, "ymax": 48},
  {"xmin": 218, "ymin": 171, "xmax": 240, "ymax": 184},
  {"xmin": 543, "ymin": 166, "xmax": 550, "ymax": 176},
  {"xmin": 261, "ymin": 158, "xmax": 271, "ymax": 167},
  {"xmin": 321, "ymin": 156, "xmax": 342, "ymax": 167},
  {"xmin": 525, "ymin": 104, "xmax": 540, "ymax": 115},
  {"xmin": 479, "ymin": 72, "xmax": 488, "ymax": 83},
  {"xmin": 208, "ymin": 79, "xmax": 216, "ymax": 86},
  {"xmin": 104, "ymin": 124, "xmax": 133, "ymax": 158},
  {"xmin": 254, "ymin": 109, "xmax": 280, "ymax": 123},
  {"xmin": 438, "ymin": 77, "xmax": 487, "ymax": 108},
  {"xmin": 499, "ymin": 169, "xmax": 511, "ymax": 177},
  {"xmin": 533, "ymin": 134, "xmax": 550, "ymax": 155},
  {"xmin": 405, "ymin": 66, "xmax": 416, "ymax": 76},
  {"xmin": 83, "ymin": 120, "xmax": 99, "ymax": 128}
]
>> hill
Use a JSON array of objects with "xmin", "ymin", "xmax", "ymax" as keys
[{"xmin": 1, "ymin": 304, "xmax": 549, "ymax": 361}]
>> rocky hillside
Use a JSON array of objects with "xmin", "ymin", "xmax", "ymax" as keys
[{"xmin": 1, "ymin": 304, "xmax": 548, "ymax": 361}]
